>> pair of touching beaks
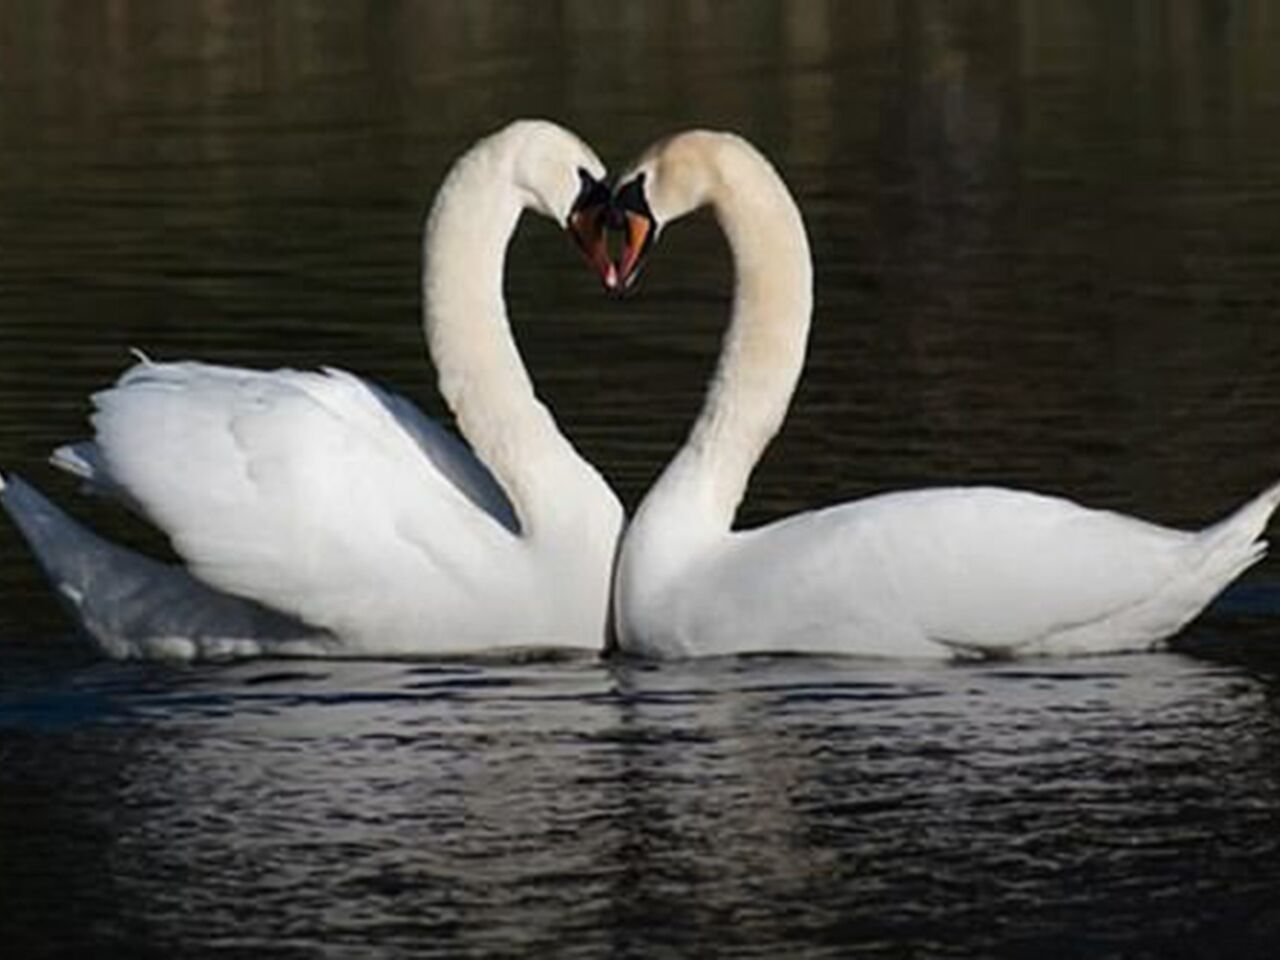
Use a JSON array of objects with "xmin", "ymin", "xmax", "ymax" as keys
[{"xmin": 568, "ymin": 168, "xmax": 657, "ymax": 295}]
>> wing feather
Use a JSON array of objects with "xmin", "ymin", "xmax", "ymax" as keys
[{"xmin": 72, "ymin": 360, "xmax": 524, "ymax": 652}]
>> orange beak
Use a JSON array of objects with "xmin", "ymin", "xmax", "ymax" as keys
[
  {"xmin": 616, "ymin": 210, "xmax": 652, "ymax": 291},
  {"xmin": 569, "ymin": 205, "xmax": 619, "ymax": 291}
]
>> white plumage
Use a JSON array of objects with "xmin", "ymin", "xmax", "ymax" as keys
[{"xmin": 79, "ymin": 361, "xmax": 530, "ymax": 652}]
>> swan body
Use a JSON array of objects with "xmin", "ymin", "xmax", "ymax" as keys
[
  {"xmin": 605, "ymin": 130, "xmax": 1279, "ymax": 660},
  {"xmin": 1, "ymin": 120, "xmax": 623, "ymax": 660}
]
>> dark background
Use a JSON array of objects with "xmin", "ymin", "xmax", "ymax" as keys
[{"xmin": 2, "ymin": 3, "xmax": 1279, "ymax": 956}]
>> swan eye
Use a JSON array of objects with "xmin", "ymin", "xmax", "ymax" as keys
[
  {"xmin": 569, "ymin": 168, "xmax": 611, "ymax": 223},
  {"xmin": 613, "ymin": 173, "xmax": 652, "ymax": 221}
]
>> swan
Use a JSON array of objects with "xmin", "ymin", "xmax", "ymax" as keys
[
  {"xmin": 599, "ymin": 129, "xmax": 1280, "ymax": 659},
  {"xmin": 0, "ymin": 119, "xmax": 623, "ymax": 661}
]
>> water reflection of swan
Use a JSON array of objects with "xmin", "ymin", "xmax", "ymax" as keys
[
  {"xmin": 601, "ymin": 130, "xmax": 1280, "ymax": 659},
  {"xmin": 0, "ymin": 121, "xmax": 622, "ymax": 661}
]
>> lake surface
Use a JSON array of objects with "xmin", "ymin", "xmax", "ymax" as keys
[{"xmin": 3, "ymin": 1, "xmax": 1280, "ymax": 956}]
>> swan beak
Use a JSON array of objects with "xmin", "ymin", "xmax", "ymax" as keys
[
  {"xmin": 569, "ymin": 206, "xmax": 619, "ymax": 291},
  {"xmin": 616, "ymin": 210, "xmax": 653, "ymax": 291}
]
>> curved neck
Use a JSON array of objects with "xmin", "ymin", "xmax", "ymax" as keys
[
  {"xmin": 421, "ymin": 145, "xmax": 576, "ymax": 533},
  {"xmin": 643, "ymin": 144, "xmax": 814, "ymax": 537}
]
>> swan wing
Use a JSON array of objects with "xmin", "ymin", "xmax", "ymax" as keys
[
  {"xmin": 358, "ymin": 380, "xmax": 519, "ymax": 534},
  {"xmin": 54, "ymin": 365, "xmax": 520, "ymax": 534},
  {"xmin": 687, "ymin": 487, "xmax": 1263, "ymax": 657},
  {"xmin": 55, "ymin": 360, "xmax": 528, "ymax": 652}
]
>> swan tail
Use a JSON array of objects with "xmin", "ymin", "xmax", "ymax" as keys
[
  {"xmin": 1186, "ymin": 478, "xmax": 1280, "ymax": 595},
  {"xmin": 0, "ymin": 474, "xmax": 329, "ymax": 661},
  {"xmin": 1197, "ymin": 478, "xmax": 1280, "ymax": 556}
]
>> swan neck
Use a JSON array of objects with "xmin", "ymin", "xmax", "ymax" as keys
[
  {"xmin": 421, "ymin": 148, "xmax": 572, "ymax": 533},
  {"xmin": 659, "ymin": 145, "xmax": 813, "ymax": 533}
]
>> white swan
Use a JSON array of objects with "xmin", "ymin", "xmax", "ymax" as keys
[
  {"xmin": 601, "ymin": 130, "xmax": 1280, "ymax": 659},
  {"xmin": 0, "ymin": 120, "xmax": 623, "ymax": 661}
]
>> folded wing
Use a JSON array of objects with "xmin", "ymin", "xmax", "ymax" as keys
[{"xmin": 54, "ymin": 360, "xmax": 527, "ymax": 653}]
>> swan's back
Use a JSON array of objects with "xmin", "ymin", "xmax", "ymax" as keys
[{"xmin": 658, "ymin": 485, "xmax": 1273, "ymax": 659}]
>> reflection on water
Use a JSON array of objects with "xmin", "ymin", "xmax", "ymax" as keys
[
  {"xmin": 4, "ymin": 1, "xmax": 1280, "ymax": 955},
  {"xmin": 3, "ymin": 654, "xmax": 1279, "ymax": 957}
]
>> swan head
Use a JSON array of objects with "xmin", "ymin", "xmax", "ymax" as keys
[
  {"xmin": 498, "ymin": 120, "xmax": 616, "ymax": 288},
  {"xmin": 606, "ymin": 130, "xmax": 730, "ymax": 292}
]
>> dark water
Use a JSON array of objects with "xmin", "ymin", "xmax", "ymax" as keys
[
  {"xmin": 3, "ymin": 654, "xmax": 1279, "ymax": 958},
  {"xmin": 3, "ymin": 1, "xmax": 1280, "ymax": 956}
]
